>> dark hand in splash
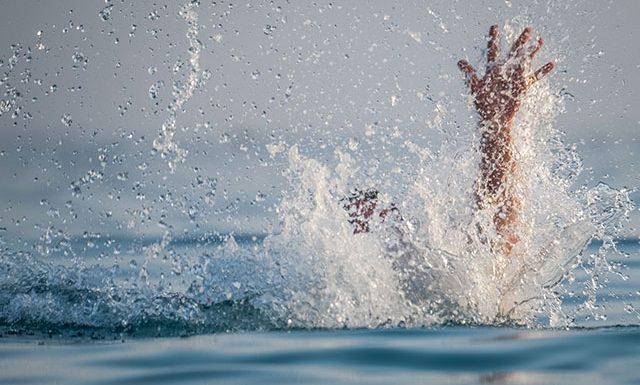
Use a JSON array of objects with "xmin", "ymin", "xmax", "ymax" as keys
[
  {"xmin": 458, "ymin": 25, "xmax": 554, "ymax": 126},
  {"xmin": 458, "ymin": 25, "xmax": 555, "ymax": 255}
]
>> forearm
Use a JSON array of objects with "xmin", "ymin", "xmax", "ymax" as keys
[
  {"xmin": 477, "ymin": 116, "xmax": 521, "ymax": 253},
  {"xmin": 477, "ymin": 118, "xmax": 516, "ymax": 203}
]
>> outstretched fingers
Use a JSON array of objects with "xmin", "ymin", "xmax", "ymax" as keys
[
  {"xmin": 510, "ymin": 26, "xmax": 533, "ymax": 58},
  {"xmin": 458, "ymin": 59, "xmax": 480, "ymax": 92},
  {"xmin": 529, "ymin": 62, "xmax": 554, "ymax": 85},
  {"xmin": 528, "ymin": 37, "xmax": 544, "ymax": 60},
  {"xmin": 487, "ymin": 25, "xmax": 499, "ymax": 64}
]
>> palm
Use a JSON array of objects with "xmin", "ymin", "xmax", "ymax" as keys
[
  {"xmin": 474, "ymin": 63, "xmax": 526, "ymax": 122},
  {"xmin": 458, "ymin": 26, "xmax": 554, "ymax": 125}
]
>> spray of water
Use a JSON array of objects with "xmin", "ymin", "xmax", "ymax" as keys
[
  {"xmin": 152, "ymin": 1, "xmax": 203, "ymax": 173},
  {"xmin": 258, "ymin": 26, "xmax": 635, "ymax": 327},
  {"xmin": 0, "ymin": 13, "xmax": 636, "ymax": 335}
]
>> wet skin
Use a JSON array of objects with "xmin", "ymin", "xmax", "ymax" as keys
[
  {"xmin": 458, "ymin": 25, "xmax": 554, "ymax": 255},
  {"xmin": 346, "ymin": 26, "xmax": 554, "ymax": 256}
]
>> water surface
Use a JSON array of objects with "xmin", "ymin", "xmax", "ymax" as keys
[{"xmin": 2, "ymin": 326, "xmax": 639, "ymax": 385}]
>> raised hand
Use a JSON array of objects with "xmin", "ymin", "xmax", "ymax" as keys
[
  {"xmin": 458, "ymin": 25, "xmax": 554, "ymax": 125},
  {"xmin": 458, "ymin": 25, "xmax": 554, "ymax": 256}
]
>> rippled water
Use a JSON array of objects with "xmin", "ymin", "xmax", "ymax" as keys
[
  {"xmin": 0, "ymin": 1, "xmax": 638, "ymax": 384},
  {"xmin": 2, "ymin": 326, "xmax": 639, "ymax": 385},
  {"xmin": 0, "ymin": 240, "xmax": 638, "ymax": 384}
]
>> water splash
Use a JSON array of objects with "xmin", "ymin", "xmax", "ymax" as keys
[
  {"xmin": 0, "ymin": 13, "xmax": 636, "ymax": 337},
  {"xmin": 258, "ymin": 41, "xmax": 635, "ymax": 327},
  {"xmin": 152, "ymin": 1, "xmax": 204, "ymax": 173}
]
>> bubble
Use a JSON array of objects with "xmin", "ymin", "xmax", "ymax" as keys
[{"xmin": 148, "ymin": 66, "xmax": 157, "ymax": 75}]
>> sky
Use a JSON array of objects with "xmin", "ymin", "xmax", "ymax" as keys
[{"xmin": 0, "ymin": 0, "xmax": 638, "ymax": 249}]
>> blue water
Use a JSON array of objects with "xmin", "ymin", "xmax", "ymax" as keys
[
  {"xmin": 2, "ymin": 327, "xmax": 639, "ymax": 385},
  {"xmin": 0, "ymin": 1, "xmax": 638, "ymax": 384},
  {"xmin": 0, "ymin": 240, "xmax": 639, "ymax": 384}
]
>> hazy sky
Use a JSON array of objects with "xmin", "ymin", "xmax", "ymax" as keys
[{"xmin": 0, "ymin": 0, "xmax": 638, "ymax": 247}]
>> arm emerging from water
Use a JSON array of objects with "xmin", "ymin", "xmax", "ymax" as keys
[{"xmin": 458, "ymin": 25, "xmax": 554, "ymax": 255}]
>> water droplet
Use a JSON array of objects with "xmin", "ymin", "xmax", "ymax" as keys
[
  {"xmin": 219, "ymin": 132, "xmax": 230, "ymax": 143},
  {"xmin": 72, "ymin": 52, "xmax": 84, "ymax": 63},
  {"xmin": 172, "ymin": 60, "xmax": 184, "ymax": 74},
  {"xmin": 98, "ymin": 4, "xmax": 114, "ymax": 21},
  {"xmin": 60, "ymin": 113, "xmax": 72, "ymax": 127},
  {"xmin": 148, "ymin": 80, "xmax": 163, "ymax": 99},
  {"xmin": 71, "ymin": 51, "xmax": 87, "ymax": 69},
  {"xmin": 266, "ymin": 141, "xmax": 285, "ymax": 156},
  {"xmin": 0, "ymin": 100, "xmax": 10, "ymax": 115},
  {"xmin": 347, "ymin": 137, "xmax": 359, "ymax": 151},
  {"xmin": 70, "ymin": 183, "xmax": 81, "ymax": 197},
  {"xmin": 263, "ymin": 24, "xmax": 276, "ymax": 36}
]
